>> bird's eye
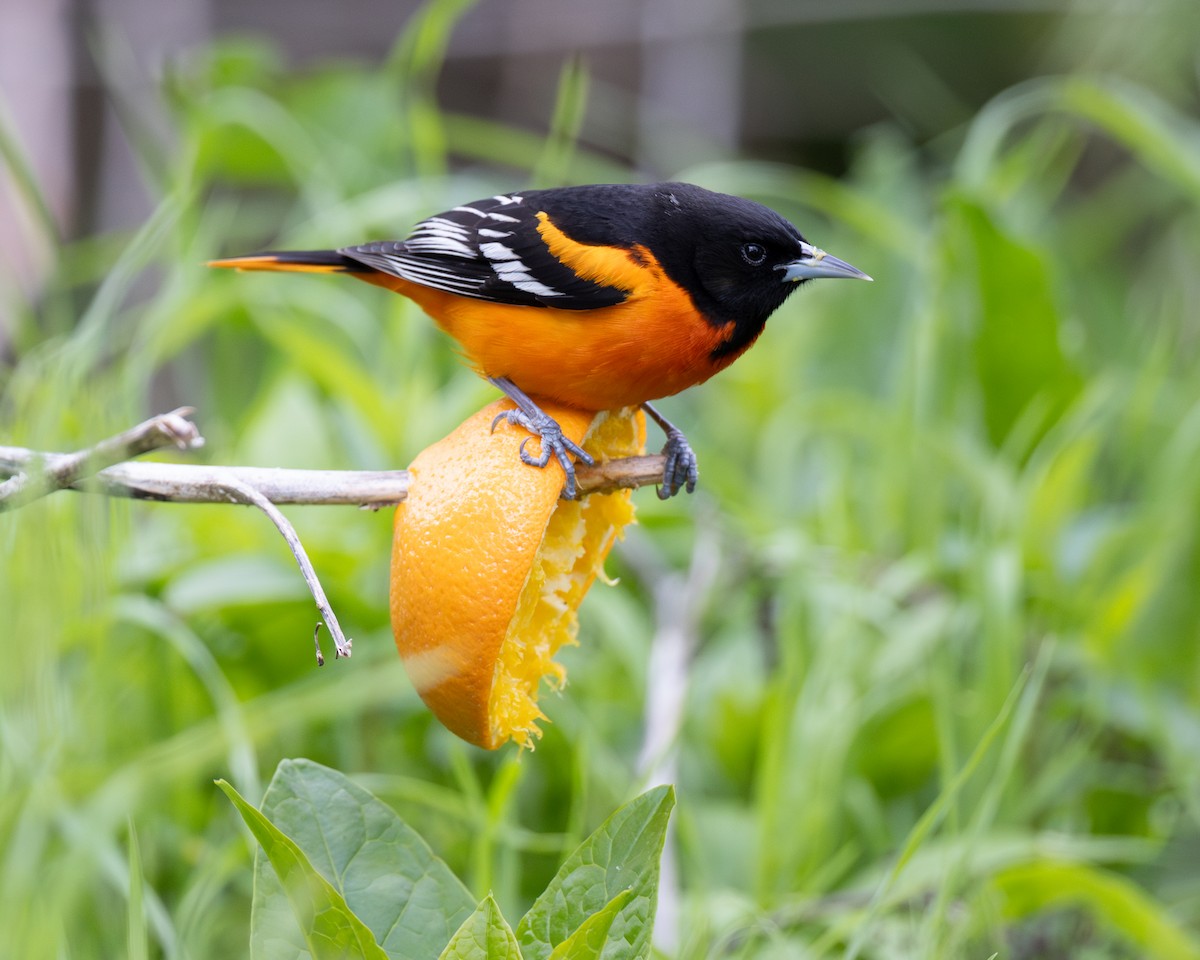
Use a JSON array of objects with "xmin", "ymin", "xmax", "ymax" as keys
[{"xmin": 741, "ymin": 242, "xmax": 767, "ymax": 266}]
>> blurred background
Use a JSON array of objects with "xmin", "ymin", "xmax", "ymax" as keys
[
  {"xmin": 9, "ymin": 0, "xmax": 1197, "ymax": 304},
  {"xmin": 3, "ymin": 0, "xmax": 1200, "ymax": 957}
]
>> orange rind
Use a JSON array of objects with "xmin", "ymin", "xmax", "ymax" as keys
[{"xmin": 390, "ymin": 399, "xmax": 644, "ymax": 749}]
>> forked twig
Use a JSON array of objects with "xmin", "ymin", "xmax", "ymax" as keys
[
  {"xmin": 0, "ymin": 407, "xmax": 203, "ymax": 510},
  {"xmin": 204, "ymin": 471, "xmax": 352, "ymax": 663}
]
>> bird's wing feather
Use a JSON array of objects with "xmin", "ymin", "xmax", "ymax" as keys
[{"xmin": 339, "ymin": 193, "xmax": 629, "ymax": 310}]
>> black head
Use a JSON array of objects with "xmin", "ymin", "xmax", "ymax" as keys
[{"xmin": 647, "ymin": 183, "xmax": 871, "ymax": 358}]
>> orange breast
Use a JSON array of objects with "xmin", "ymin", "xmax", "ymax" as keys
[{"xmin": 365, "ymin": 224, "xmax": 740, "ymax": 411}]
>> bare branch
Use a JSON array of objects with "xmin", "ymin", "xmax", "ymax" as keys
[
  {"xmin": 72, "ymin": 462, "xmax": 412, "ymax": 508},
  {"xmin": 578, "ymin": 455, "xmax": 669, "ymax": 496},
  {"xmin": 207, "ymin": 471, "xmax": 352, "ymax": 663},
  {"xmin": 0, "ymin": 408, "xmax": 202, "ymax": 511},
  {"xmin": 0, "ymin": 449, "xmax": 668, "ymax": 505}
]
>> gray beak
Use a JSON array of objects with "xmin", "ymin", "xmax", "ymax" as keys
[{"xmin": 778, "ymin": 241, "xmax": 873, "ymax": 282}]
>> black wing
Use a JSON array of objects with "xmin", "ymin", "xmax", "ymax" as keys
[{"xmin": 339, "ymin": 193, "xmax": 628, "ymax": 310}]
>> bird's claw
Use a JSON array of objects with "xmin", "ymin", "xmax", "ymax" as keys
[
  {"xmin": 491, "ymin": 407, "xmax": 593, "ymax": 499},
  {"xmin": 518, "ymin": 435, "xmax": 552, "ymax": 467},
  {"xmin": 490, "ymin": 409, "xmax": 516, "ymax": 435},
  {"xmin": 657, "ymin": 428, "xmax": 699, "ymax": 500}
]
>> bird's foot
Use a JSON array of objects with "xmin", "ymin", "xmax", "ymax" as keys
[
  {"xmin": 488, "ymin": 377, "xmax": 594, "ymax": 499},
  {"xmin": 657, "ymin": 427, "xmax": 699, "ymax": 500},
  {"xmin": 641, "ymin": 401, "xmax": 698, "ymax": 499}
]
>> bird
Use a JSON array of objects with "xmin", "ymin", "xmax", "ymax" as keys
[{"xmin": 209, "ymin": 181, "xmax": 871, "ymax": 499}]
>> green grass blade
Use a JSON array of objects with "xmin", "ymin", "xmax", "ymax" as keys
[
  {"xmin": 958, "ymin": 75, "xmax": 1200, "ymax": 201},
  {"xmin": 127, "ymin": 820, "xmax": 149, "ymax": 960},
  {"xmin": 531, "ymin": 57, "xmax": 590, "ymax": 188},
  {"xmin": 0, "ymin": 90, "xmax": 59, "ymax": 247},
  {"xmin": 995, "ymin": 861, "xmax": 1200, "ymax": 960},
  {"xmin": 843, "ymin": 667, "xmax": 1031, "ymax": 960},
  {"xmin": 385, "ymin": 0, "xmax": 481, "ymax": 177}
]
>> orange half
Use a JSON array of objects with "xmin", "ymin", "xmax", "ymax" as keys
[{"xmin": 390, "ymin": 399, "xmax": 645, "ymax": 749}]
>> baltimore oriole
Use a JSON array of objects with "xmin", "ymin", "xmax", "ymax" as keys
[{"xmin": 209, "ymin": 181, "xmax": 870, "ymax": 498}]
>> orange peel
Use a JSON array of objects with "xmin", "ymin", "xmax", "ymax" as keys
[{"xmin": 390, "ymin": 399, "xmax": 644, "ymax": 749}]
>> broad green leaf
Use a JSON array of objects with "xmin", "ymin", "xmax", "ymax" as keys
[
  {"xmin": 950, "ymin": 198, "xmax": 1082, "ymax": 449},
  {"xmin": 439, "ymin": 896, "xmax": 521, "ymax": 960},
  {"xmin": 994, "ymin": 861, "xmax": 1200, "ymax": 960},
  {"xmin": 547, "ymin": 891, "xmax": 632, "ymax": 960},
  {"xmin": 217, "ymin": 779, "xmax": 388, "ymax": 960},
  {"xmin": 251, "ymin": 759, "xmax": 476, "ymax": 960},
  {"xmin": 517, "ymin": 786, "xmax": 674, "ymax": 960}
]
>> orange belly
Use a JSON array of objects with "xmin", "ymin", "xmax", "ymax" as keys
[{"xmin": 402, "ymin": 283, "xmax": 733, "ymax": 410}]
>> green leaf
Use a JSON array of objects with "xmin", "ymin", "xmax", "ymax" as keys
[
  {"xmin": 250, "ymin": 759, "xmax": 476, "ymax": 960},
  {"xmin": 439, "ymin": 896, "xmax": 522, "ymax": 960},
  {"xmin": 517, "ymin": 786, "xmax": 674, "ymax": 960},
  {"xmin": 547, "ymin": 891, "xmax": 633, "ymax": 960},
  {"xmin": 217, "ymin": 779, "xmax": 389, "ymax": 960},
  {"xmin": 951, "ymin": 198, "xmax": 1082, "ymax": 449}
]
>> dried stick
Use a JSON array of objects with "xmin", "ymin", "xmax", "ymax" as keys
[
  {"xmin": 206, "ymin": 471, "xmax": 352, "ymax": 664},
  {"xmin": 0, "ymin": 407, "xmax": 203, "ymax": 510},
  {"xmin": 68, "ymin": 462, "xmax": 412, "ymax": 508},
  {"xmin": 0, "ymin": 450, "xmax": 669, "ymax": 504}
]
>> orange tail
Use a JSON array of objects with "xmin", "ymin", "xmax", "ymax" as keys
[{"xmin": 206, "ymin": 250, "xmax": 372, "ymax": 274}]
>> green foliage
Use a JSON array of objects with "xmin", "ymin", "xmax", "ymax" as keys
[
  {"xmin": 3, "ymin": 2, "xmax": 1200, "ymax": 958},
  {"xmin": 951, "ymin": 197, "xmax": 1083, "ymax": 448},
  {"xmin": 247, "ymin": 760, "xmax": 474, "ymax": 959},
  {"xmin": 218, "ymin": 777, "xmax": 390, "ymax": 960},
  {"xmin": 440, "ymin": 897, "xmax": 521, "ymax": 960},
  {"xmin": 516, "ymin": 786, "xmax": 673, "ymax": 960},
  {"xmin": 221, "ymin": 762, "xmax": 670, "ymax": 960},
  {"xmin": 994, "ymin": 861, "xmax": 1200, "ymax": 960},
  {"xmin": 546, "ymin": 891, "xmax": 633, "ymax": 960}
]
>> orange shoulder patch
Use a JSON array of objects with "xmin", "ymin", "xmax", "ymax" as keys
[{"xmin": 535, "ymin": 212, "xmax": 660, "ymax": 296}]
